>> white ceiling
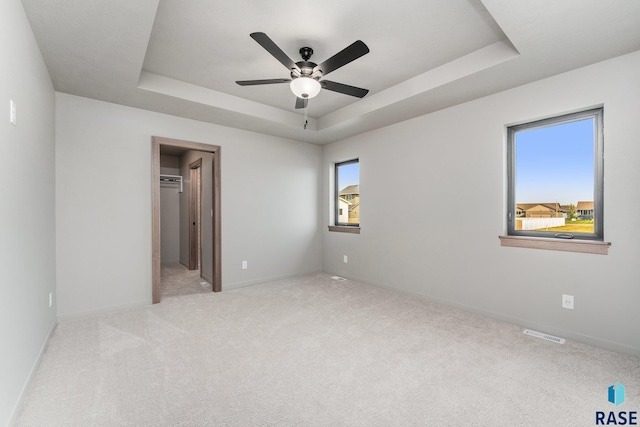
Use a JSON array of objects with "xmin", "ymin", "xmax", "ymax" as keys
[{"xmin": 20, "ymin": 0, "xmax": 640, "ymax": 144}]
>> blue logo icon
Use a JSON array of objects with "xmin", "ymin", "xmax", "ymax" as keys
[{"xmin": 608, "ymin": 382, "xmax": 625, "ymax": 406}]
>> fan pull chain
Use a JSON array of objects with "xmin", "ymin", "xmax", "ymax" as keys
[{"xmin": 303, "ymin": 105, "xmax": 308, "ymax": 130}]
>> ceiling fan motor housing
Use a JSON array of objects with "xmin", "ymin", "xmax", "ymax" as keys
[{"xmin": 291, "ymin": 61, "xmax": 320, "ymax": 79}]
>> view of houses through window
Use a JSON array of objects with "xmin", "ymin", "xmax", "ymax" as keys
[
  {"xmin": 508, "ymin": 108, "xmax": 603, "ymax": 239},
  {"xmin": 335, "ymin": 159, "xmax": 360, "ymax": 226},
  {"xmin": 515, "ymin": 201, "xmax": 594, "ymax": 232}
]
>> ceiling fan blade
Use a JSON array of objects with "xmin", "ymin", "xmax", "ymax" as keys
[
  {"xmin": 236, "ymin": 78, "xmax": 291, "ymax": 86},
  {"xmin": 321, "ymin": 80, "xmax": 369, "ymax": 98},
  {"xmin": 295, "ymin": 97, "xmax": 308, "ymax": 109},
  {"xmin": 314, "ymin": 40, "xmax": 369, "ymax": 77},
  {"xmin": 250, "ymin": 32, "xmax": 299, "ymax": 71}
]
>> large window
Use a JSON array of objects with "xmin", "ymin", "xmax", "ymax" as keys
[
  {"xmin": 335, "ymin": 159, "xmax": 360, "ymax": 227},
  {"xmin": 507, "ymin": 108, "xmax": 603, "ymax": 241}
]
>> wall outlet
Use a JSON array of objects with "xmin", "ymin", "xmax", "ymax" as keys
[
  {"xmin": 562, "ymin": 294, "xmax": 574, "ymax": 310},
  {"xmin": 241, "ymin": 260, "xmax": 247, "ymax": 270},
  {"xmin": 343, "ymin": 255, "xmax": 348, "ymax": 263},
  {"xmin": 49, "ymin": 292, "xmax": 52, "ymax": 308}
]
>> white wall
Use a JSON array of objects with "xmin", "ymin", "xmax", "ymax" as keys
[
  {"xmin": 0, "ymin": 0, "xmax": 56, "ymax": 425},
  {"xmin": 160, "ymin": 185, "xmax": 180, "ymax": 262},
  {"xmin": 160, "ymin": 189, "xmax": 180, "ymax": 263},
  {"xmin": 323, "ymin": 51, "xmax": 640, "ymax": 357},
  {"xmin": 160, "ymin": 158, "xmax": 180, "ymax": 263},
  {"xmin": 55, "ymin": 93, "xmax": 323, "ymax": 319}
]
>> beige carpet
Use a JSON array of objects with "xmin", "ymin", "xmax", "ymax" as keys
[
  {"xmin": 161, "ymin": 262, "xmax": 212, "ymax": 299},
  {"xmin": 15, "ymin": 274, "xmax": 640, "ymax": 426}
]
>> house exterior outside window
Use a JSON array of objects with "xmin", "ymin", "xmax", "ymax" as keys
[{"xmin": 334, "ymin": 159, "xmax": 360, "ymax": 227}]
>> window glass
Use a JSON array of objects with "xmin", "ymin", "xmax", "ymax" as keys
[
  {"xmin": 335, "ymin": 160, "xmax": 359, "ymax": 226},
  {"xmin": 507, "ymin": 109, "xmax": 603, "ymax": 240}
]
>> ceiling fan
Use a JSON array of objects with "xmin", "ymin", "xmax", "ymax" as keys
[{"xmin": 236, "ymin": 32, "xmax": 370, "ymax": 109}]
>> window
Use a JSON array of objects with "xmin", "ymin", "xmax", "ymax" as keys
[
  {"xmin": 334, "ymin": 159, "xmax": 360, "ymax": 227},
  {"xmin": 507, "ymin": 108, "xmax": 603, "ymax": 241}
]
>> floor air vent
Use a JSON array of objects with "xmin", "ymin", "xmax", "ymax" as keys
[{"xmin": 523, "ymin": 329, "xmax": 565, "ymax": 344}]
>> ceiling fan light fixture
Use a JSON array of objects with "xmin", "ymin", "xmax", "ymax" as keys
[{"xmin": 290, "ymin": 77, "xmax": 321, "ymax": 99}]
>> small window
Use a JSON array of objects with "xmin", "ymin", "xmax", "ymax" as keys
[
  {"xmin": 507, "ymin": 108, "xmax": 603, "ymax": 241},
  {"xmin": 335, "ymin": 159, "xmax": 359, "ymax": 227}
]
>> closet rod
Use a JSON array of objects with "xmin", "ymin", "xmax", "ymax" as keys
[{"xmin": 160, "ymin": 174, "xmax": 183, "ymax": 193}]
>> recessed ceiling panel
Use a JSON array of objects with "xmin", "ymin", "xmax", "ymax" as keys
[
  {"xmin": 142, "ymin": 0, "xmax": 507, "ymax": 117},
  {"xmin": 20, "ymin": 0, "xmax": 640, "ymax": 144}
]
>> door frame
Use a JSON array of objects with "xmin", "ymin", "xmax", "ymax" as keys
[
  {"xmin": 152, "ymin": 136, "xmax": 221, "ymax": 303},
  {"xmin": 188, "ymin": 158, "xmax": 202, "ymax": 271}
]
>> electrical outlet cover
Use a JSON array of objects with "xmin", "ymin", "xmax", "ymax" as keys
[
  {"xmin": 562, "ymin": 294, "xmax": 574, "ymax": 309},
  {"xmin": 10, "ymin": 100, "xmax": 16, "ymax": 125}
]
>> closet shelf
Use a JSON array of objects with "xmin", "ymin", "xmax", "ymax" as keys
[{"xmin": 160, "ymin": 174, "xmax": 183, "ymax": 193}]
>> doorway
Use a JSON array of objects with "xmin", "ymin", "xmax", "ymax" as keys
[{"xmin": 151, "ymin": 136, "xmax": 221, "ymax": 303}]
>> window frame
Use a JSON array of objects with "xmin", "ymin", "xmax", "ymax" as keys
[
  {"xmin": 506, "ymin": 108, "xmax": 604, "ymax": 241},
  {"xmin": 334, "ymin": 159, "xmax": 360, "ymax": 228}
]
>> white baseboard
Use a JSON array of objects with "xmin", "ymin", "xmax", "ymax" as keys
[
  {"xmin": 201, "ymin": 272, "xmax": 213, "ymax": 285},
  {"xmin": 329, "ymin": 272, "xmax": 640, "ymax": 358},
  {"xmin": 56, "ymin": 299, "xmax": 151, "ymax": 322},
  {"xmin": 224, "ymin": 270, "xmax": 323, "ymax": 291},
  {"xmin": 7, "ymin": 320, "xmax": 57, "ymax": 427}
]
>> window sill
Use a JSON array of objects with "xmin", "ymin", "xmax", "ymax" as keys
[
  {"xmin": 499, "ymin": 235, "xmax": 610, "ymax": 255},
  {"xmin": 328, "ymin": 226, "xmax": 360, "ymax": 234}
]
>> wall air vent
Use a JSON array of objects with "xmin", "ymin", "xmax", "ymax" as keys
[{"xmin": 523, "ymin": 329, "xmax": 565, "ymax": 344}]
